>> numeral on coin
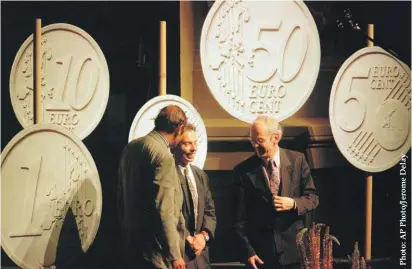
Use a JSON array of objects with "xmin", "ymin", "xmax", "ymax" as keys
[
  {"xmin": 338, "ymin": 70, "xmax": 369, "ymax": 132},
  {"xmin": 246, "ymin": 23, "xmax": 309, "ymax": 84},
  {"xmin": 46, "ymin": 56, "xmax": 100, "ymax": 112},
  {"xmin": 279, "ymin": 25, "xmax": 309, "ymax": 83},
  {"xmin": 9, "ymin": 157, "xmax": 43, "ymax": 238},
  {"xmin": 246, "ymin": 23, "xmax": 281, "ymax": 83}
]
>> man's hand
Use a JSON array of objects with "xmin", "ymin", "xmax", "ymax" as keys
[
  {"xmin": 172, "ymin": 258, "xmax": 185, "ymax": 269},
  {"xmin": 273, "ymin": 195, "xmax": 295, "ymax": 211},
  {"xmin": 186, "ymin": 235, "xmax": 194, "ymax": 245},
  {"xmin": 191, "ymin": 234, "xmax": 206, "ymax": 256},
  {"xmin": 247, "ymin": 255, "xmax": 264, "ymax": 269}
]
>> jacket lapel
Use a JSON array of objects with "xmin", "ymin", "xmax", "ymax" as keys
[
  {"xmin": 248, "ymin": 156, "xmax": 271, "ymax": 203},
  {"xmin": 191, "ymin": 165, "xmax": 204, "ymax": 232},
  {"xmin": 176, "ymin": 166, "xmax": 191, "ymax": 217},
  {"xmin": 280, "ymin": 148, "xmax": 292, "ymax": 197}
]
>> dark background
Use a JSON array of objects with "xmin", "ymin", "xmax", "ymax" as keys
[{"xmin": 1, "ymin": 1, "xmax": 411, "ymax": 268}]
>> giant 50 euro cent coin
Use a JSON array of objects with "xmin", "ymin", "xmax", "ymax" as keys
[
  {"xmin": 129, "ymin": 95, "xmax": 208, "ymax": 169},
  {"xmin": 1, "ymin": 124, "xmax": 102, "ymax": 269},
  {"xmin": 200, "ymin": 0, "xmax": 320, "ymax": 123},
  {"xmin": 9, "ymin": 23, "xmax": 110, "ymax": 140},
  {"xmin": 330, "ymin": 46, "xmax": 411, "ymax": 172}
]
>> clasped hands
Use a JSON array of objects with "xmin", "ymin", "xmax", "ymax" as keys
[{"xmin": 186, "ymin": 233, "xmax": 206, "ymax": 256}]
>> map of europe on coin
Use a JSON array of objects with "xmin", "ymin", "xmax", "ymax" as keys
[
  {"xmin": 1, "ymin": 124, "xmax": 102, "ymax": 269},
  {"xmin": 129, "ymin": 95, "xmax": 208, "ymax": 169},
  {"xmin": 200, "ymin": 0, "xmax": 320, "ymax": 123},
  {"xmin": 10, "ymin": 23, "xmax": 110, "ymax": 140},
  {"xmin": 330, "ymin": 47, "xmax": 411, "ymax": 172}
]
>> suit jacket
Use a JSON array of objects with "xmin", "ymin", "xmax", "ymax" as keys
[
  {"xmin": 118, "ymin": 131, "xmax": 185, "ymax": 269},
  {"xmin": 233, "ymin": 148, "xmax": 318, "ymax": 267},
  {"xmin": 176, "ymin": 164, "xmax": 216, "ymax": 269}
]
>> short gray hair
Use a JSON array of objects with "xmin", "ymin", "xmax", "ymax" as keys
[{"xmin": 253, "ymin": 115, "xmax": 283, "ymax": 139}]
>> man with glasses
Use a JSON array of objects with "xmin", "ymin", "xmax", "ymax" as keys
[{"xmin": 233, "ymin": 116, "xmax": 319, "ymax": 269}]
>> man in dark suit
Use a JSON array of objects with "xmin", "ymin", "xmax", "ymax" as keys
[
  {"xmin": 174, "ymin": 124, "xmax": 216, "ymax": 269},
  {"xmin": 234, "ymin": 116, "xmax": 319, "ymax": 269},
  {"xmin": 118, "ymin": 105, "xmax": 187, "ymax": 269}
]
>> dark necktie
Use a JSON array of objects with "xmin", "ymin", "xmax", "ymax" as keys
[
  {"xmin": 184, "ymin": 167, "xmax": 198, "ymax": 229},
  {"xmin": 267, "ymin": 159, "xmax": 280, "ymax": 195}
]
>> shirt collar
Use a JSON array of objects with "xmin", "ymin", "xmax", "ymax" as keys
[
  {"xmin": 178, "ymin": 164, "xmax": 191, "ymax": 175},
  {"xmin": 274, "ymin": 150, "xmax": 280, "ymax": 167},
  {"xmin": 263, "ymin": 150, "xmax": 280, "ymax": 167}
]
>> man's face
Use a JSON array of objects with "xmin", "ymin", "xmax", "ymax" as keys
[
  {"xmin": 249, "ymin": 123, "xmax": 279, "ymax": 159},
  {"xmin": 176, "ymin": 130, "xmax": 197, "ymax": 166}
]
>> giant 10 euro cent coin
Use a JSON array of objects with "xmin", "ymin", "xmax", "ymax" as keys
[
  {"xmin": 200, "ymin": 0, "xmax": 320, "ymax": 123},
  {"xmin": 330, "ymin": 47, "xmax": 411, "ymax": 173},
  {"xmin": 129, "ymin": 95, "xmax": 208, "ymax": 169},
  {"xmin": 1, "ymin": 124, "xmax": 102, "ymax": 269},
  {"xmin": 10, "ymin": 23, "xmax": 110, "ymax": 140}
]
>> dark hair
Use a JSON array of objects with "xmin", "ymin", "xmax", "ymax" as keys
[
  {"xmin": 182, "ymin": 123, "xmax": 196, "ymax": 133},
  {"xmin": 154, "ymin": 105, "xmax": 187, "ymax": 134}
]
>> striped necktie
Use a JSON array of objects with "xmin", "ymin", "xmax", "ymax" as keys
[{"xmin": 267, "ymin": 159, "xmax": 280, "ymax": 195}]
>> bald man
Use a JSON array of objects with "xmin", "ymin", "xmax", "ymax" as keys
[{"xmin": 234, "ymin": 116, "xmax": 319, "ymax": 269}]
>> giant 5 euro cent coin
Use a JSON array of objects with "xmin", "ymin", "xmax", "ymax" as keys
[
  {"xmin": 330, "ymin": 46, "xmax": 411, "ymax": 172},
  {"xmin": 200, "ymin": 0, "xmax": 320, "ymax": 123},
  {"xmin": 10, "ymin": 23, "xmax": 110, "ymax": 140},
  {"xmin": 1, "ymin": 124, "xmax": 102, "ymax": 269},
  {"xmin": 129, "ymin": 95, "xmax": 208, "ymax": 169}
]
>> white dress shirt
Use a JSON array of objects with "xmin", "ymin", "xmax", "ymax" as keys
[
  {"xmin": 178, "ymin": 165, "xmax": 199, "ymax": 204},
  {"xmin": 264, "ymin": 150, "xmax": 281, "ymax": 181}
]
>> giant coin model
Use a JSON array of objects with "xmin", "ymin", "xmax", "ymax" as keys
[
  {"xmin": 10, "ymin": 23, "xmax": 110, "ymax": 140},
  {"xmin": 330, "ymin": 46, "xmax": 411, "ymax": 172},
  {"xmin": 201, "ymin": 0, "xmax": 321, "ymax": 123},
  {"xmin": 129, "ymin": 95, "xmax": 208, "ymax": 169},
  {"xmin": 1, "ymin": 124, "xmax": 102, "ymax": 269}
]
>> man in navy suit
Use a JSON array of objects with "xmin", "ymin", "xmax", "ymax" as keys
[
  {"xmin": 234, "ymin": 116, "xmax": 319, "ymax": 269},
  {"xmin": 174, "ymin": 123, "xmax": 216, "ymax": 269}
]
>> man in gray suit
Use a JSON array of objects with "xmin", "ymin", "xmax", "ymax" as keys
[
  {"xmin": 174, "ymin": 124, "xmax": 216, "ymax": 269},
  {"xmin": 118, "ymin": 105, "xmax": 187, "ymax": 269}
]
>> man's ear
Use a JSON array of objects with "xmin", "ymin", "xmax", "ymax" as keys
[
  {"xmin": 178, "ymin": 124, "xmax": 185, "ymax": 135},
  {"xmin": 173, "ymin": 124, "xmax": 183, "ymax": 138},
  {"xmin": 273, "ymin": 133, "xmax": 281, "ymax": 143}
]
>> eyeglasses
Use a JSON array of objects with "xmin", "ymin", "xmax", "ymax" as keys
[
  {"xmin": 248, "ymin": 136, "xmax": 270, "ymax": 145},
  {"xmin": 248, "ymin": 133, "xmax": 278, "ymax": 145}
]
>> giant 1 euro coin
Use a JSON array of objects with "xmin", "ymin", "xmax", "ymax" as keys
[
  {"xmin": 129, "ymin": 95, "xmax": 207, "ymax": 169},
  {"xmin": 200, "ymin": 0, "xmax": 320, "ymax": 123},
  {"xmin": 10, "ymin": 23, "xmax": 110, "ymax": 140},
  {"xmin": 330, "ymin": 47, "xmax": 411, "ymax": 172},
  {"xmin": 1, "ymin": 124, "xmax": 102, "ymax": 269}
]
